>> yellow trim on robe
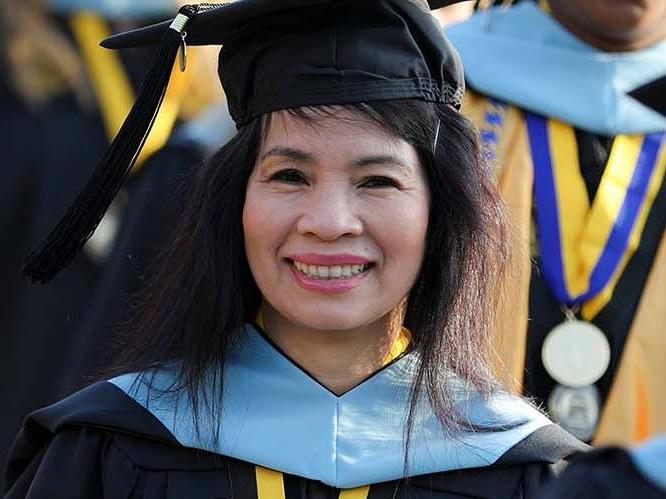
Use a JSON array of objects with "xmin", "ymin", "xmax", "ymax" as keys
[
  {"xmin": 255, "ymin": 465, "xmax": 370, "ymax": 498},
  {"xmin": 595, "ymin": 229, "xmax": 666, "ymax": 444},
  {"xmin": 583, "ymin": 140, "xmax": 666, "ymax": 319},
  {"xmin": 462, "ymin": 90, "xmax": 666, "ymax": 443},
  {"xmin": 547, "ymin": 121, "xmax": 589, "ymax": 298},
  {"xmin": 339, "ymin": 485, "xmax": 371, "ymax": 499},
  {"xmin": 255, "ymin": 466, "xmax": 286, "ymax": 499}
]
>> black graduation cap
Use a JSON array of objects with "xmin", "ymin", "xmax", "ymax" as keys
[
  {"xmin": 628, "ymin": 76, "xmax": 666, "ymax": 118},
  {"xmin": 24, "ymin": 0, "xmax": 468, "ymax": 283}
]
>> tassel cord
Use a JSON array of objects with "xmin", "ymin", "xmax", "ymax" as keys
[{"xmin": 23, "ymin": 19, "xmax": 188, "ymax": 283}]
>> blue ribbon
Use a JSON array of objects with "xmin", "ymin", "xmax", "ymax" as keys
[{"xmin": 526, "ymin": 113, "xmax": 664, "ymax": 307}]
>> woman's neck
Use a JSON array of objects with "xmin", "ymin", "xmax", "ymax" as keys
[{"xmin": 260, "ymin": 304, "xmax": 402, "ymax": 395}]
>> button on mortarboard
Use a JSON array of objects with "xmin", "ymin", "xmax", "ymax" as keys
[{"xmin": 23, "ymin": 0, "xmax": 468, "ymax": 283}]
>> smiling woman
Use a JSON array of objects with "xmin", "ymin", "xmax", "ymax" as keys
[
  {"xmin": 244, "ymin": 108, "xmax": 430, "ymax": 393},
  {"xmin": 7, "ymin": 1, "xmax": 586, "ymax": 498}
]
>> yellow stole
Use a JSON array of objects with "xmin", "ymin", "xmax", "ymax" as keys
[
  {"xmin": 255, "ymin": 467, "xmax": 370, "ymax": 499},
  {"xmin": 464, "ymin": 90, "xmax": 666, "ymax": 445}
]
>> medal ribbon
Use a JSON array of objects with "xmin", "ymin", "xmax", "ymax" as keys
[{"xmin": 526, "ymin": 113, "xmax": 666, "ymax": 319}]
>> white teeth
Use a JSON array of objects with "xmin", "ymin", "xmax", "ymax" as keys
[{"xmin": 292, "ymin": 261, "xmax": 370, "ymax": 279}]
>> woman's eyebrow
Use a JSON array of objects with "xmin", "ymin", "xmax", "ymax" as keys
[
  {"xmin": 259, "ymin": 146, "xmax": 315, "ymax": 163},
  {"xmin": 353, "ymin": 154, "xmax": 411, "ymax": 171}
]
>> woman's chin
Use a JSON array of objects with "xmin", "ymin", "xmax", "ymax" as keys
[{"xmin": 284, "ymin": 308, "xmax": 378, "ymax": 333}]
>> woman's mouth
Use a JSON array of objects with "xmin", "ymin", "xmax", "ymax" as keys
[
  {"xmin": 285, "ymin": 257, "xmax": 374, "ymax": 293},
  {"xmin": 291, "ymin": 260, "xmax": 372, "ymax": 280}
]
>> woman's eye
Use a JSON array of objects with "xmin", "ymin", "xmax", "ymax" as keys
[
  {"xmin": 269, "ymin": 168, "xmax": 308, "ymax": 185},
  {"xmin": 359, "ymin": 176, "xmax": 399, "ymax": 189}
]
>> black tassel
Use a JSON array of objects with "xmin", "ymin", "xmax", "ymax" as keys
[{"xmin": 23, "ymin": 6, "xmax": 197, "ymax": 284}]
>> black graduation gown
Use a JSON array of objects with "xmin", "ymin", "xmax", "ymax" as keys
[
  {"xmin": 540, "ymin": 446, "xmax": 666, "ymax": 499},
  {"xmin": 4, "ymin": 380, "xmax": 586, "ymax": 499}
]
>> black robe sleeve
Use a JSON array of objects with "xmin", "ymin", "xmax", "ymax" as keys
[
  {"xmin": 406, "ymin": 424, "xmax": 587, "ymax": 499},
  {"xmin": 3, "ymin": 382, "xmax": 234, "ymax": 499},
  {"xmin": 5, "ymin": 427, "xmax": 136, "ymax": 499},
  {"xmin": 539, "ymin": 447, "xmax": 666, "ymax": 499}
]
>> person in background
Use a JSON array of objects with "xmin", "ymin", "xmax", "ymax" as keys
[
  {"xmin": 538, "ymin": 55, "xmax": 666, "ymax": 499},
  {"xmin": 0, "ymin": 0, "xmax": 225, "ymax": 485},
  {"xmin": 540, "ymin": 433, "xmax": 666, "ymax": 498},
  {"xmin": 446, "ymin": 0, "xmax": 666, "ymax": 444}
]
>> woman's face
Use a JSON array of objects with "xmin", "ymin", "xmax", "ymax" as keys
[{"xmin": 243, "ymin": 110, "xmax": 430, "ymax": 332}]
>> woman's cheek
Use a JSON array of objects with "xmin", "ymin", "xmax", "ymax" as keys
[{"xmin": 370, "ymin": 197, "xmax": 428, "ymax": 275}]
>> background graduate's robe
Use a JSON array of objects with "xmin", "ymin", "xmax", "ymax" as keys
[
  {"xmin": 447, "ymin": 2, "xmax": 666, "ymax": 444},
  {"xmin": 540, "ymin": 435, "xmax": 666, "ymax": 499}
]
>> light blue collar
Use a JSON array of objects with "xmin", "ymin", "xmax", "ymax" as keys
[
  {"xmin": 446, "ymin": 3, "xmax": 666, "ymax": 135},
  {"xmin": 48, "ymin": 0, "xmax": 175, "ymax": 18},
  {"xmin": 631, "ymin": 434, "xmax": 666, "ymax": 491},
  {"xmin": 110, "ymin": 325, "xmax": 550, "ymax": 488}
]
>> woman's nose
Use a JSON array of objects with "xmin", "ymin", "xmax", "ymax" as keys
[{"xmin": 295, "ymin": 186, "xmax": 363, "ymax": 241}]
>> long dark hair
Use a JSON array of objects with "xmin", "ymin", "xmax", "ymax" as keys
[{"xmin": 112, "ymin": 99, "xmax": 509, "ymax": 441}]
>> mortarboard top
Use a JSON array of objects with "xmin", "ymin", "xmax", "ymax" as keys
[
  {"xmin": 24, "ymin": 0, "xmax": 469, "ymax": 284},
  {"xmin": 629, "ymin": 76, "xmax": 666, "ymax": 119}
]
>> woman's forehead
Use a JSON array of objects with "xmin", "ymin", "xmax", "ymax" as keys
[{"xmin": 259, "ymin": 107, "xmax": 409, "ymax": 158}]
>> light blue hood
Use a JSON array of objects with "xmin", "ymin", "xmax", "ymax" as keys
[
  {"xmin": 446, "ymin": 3, "xmax": 666, "ymax": 135},
  {"xmin": 111, "ymin": 324, "xmax": 551, "ymax": 488}
]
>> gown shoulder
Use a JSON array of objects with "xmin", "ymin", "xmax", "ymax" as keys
[
  {"xmin": 4, "ymin": 380, "xmax": 585, "ymax": 499},
  {"xmin": 539, "ymin": 444, "xmax": 666, "ymax": 499}
]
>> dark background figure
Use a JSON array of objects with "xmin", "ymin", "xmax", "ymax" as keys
[
  {"xmin": 0, "ymin": 0, "xmax": 228, "ymax": 487},
  {"xmin": 540, "ymin": 434, "xmax": 666, "ymax": 499}
]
